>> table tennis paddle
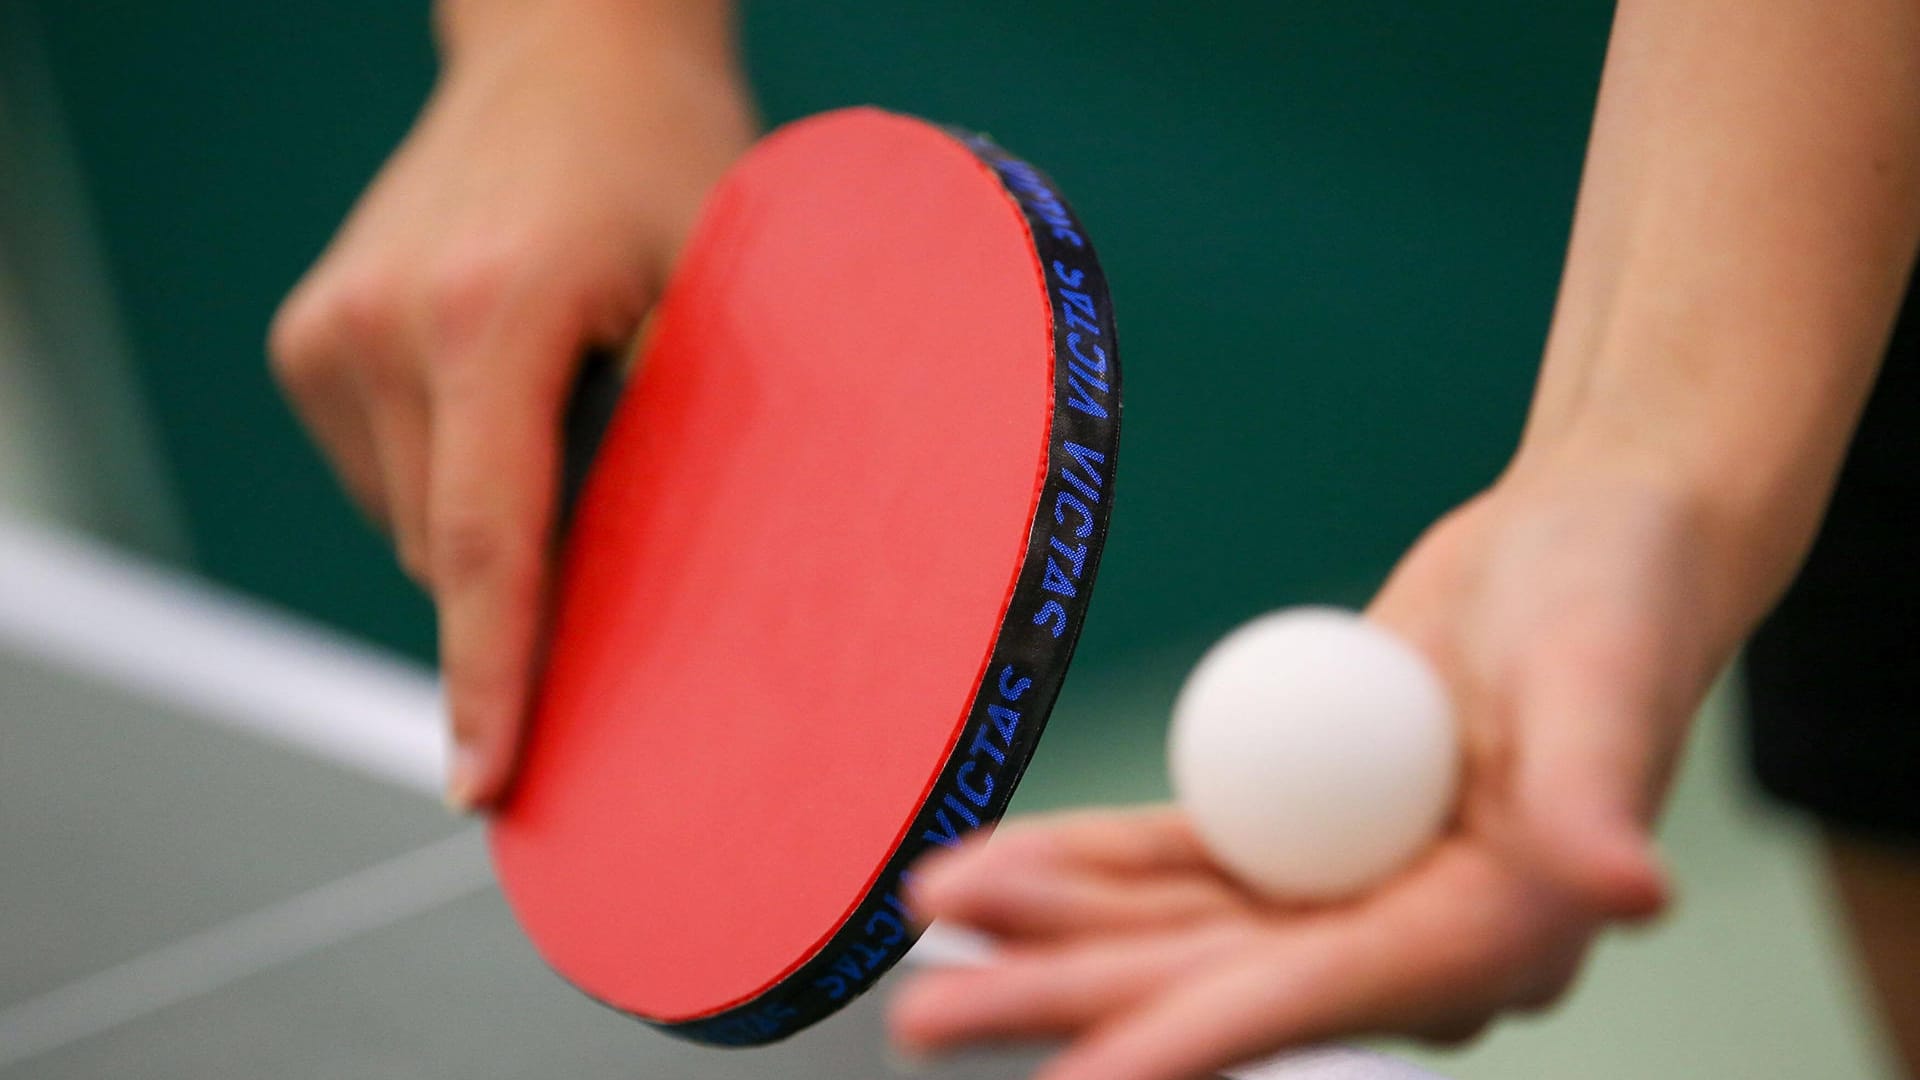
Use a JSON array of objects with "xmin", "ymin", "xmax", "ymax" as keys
[{"xmin": 489, "ymin": 107, "xmax": 1121, "ymax": 1046}]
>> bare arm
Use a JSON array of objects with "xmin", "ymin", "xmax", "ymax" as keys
[
  {"xmin": 890, "ymin": 6, "xmax": 1920, "ymax": 1078},
  {"xmin": 1523, "ymin": 0, "xmax": 1920, "ymax": 633}
]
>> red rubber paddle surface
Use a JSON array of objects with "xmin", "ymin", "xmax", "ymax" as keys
[{"xmin": 489, "ymin": 110, "xmax": 1056, "ymax": 1023}]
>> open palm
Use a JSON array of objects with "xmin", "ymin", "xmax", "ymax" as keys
[{"xmin": 892, "ymin": 468, "xmax": 1745, "ymax": 1080}]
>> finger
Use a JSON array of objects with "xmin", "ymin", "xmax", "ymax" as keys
[
  {"xmin": 1032, "ymin": 840, "xmax": 1571, "ymax": 1080},
  {"xmin": 354, "ymin": 367, "xmax": 435, "ymax": 585},
  {"xmin": 287, "ymin": 374, "xmax": 391, "ymax": 527},
  {"xmin": 913, "ymin": 856, "xmax": 1250, "ymax": 943},
  {"xmin": 908, "ymin": 807, "xmax": 1218, "ymax": 906},
  {"xmin": 889, "ymin": 926, "xmax": 1253, "ymax": 1053},
  {"xmin": 1035, "ymin": 957, "xmax": 1353, "ymax": 1080},
  {"xmin": 990, "ymin": 807, "xmax": 1223, "ymax": 877},
  {"xmin": 1031, "ymin": 914, "xmax": 1477, "ymax": 1080},
  {"xmin": 428, "ymin": 315, "xmax": 575, "ymax": 810},
  {"xmin": 269, "ymin": 321, "xmax": 390, "ymax": 527},
  {"xmin": 908, "ymin": 808, "xmax": 1242, "ymax": 940}
]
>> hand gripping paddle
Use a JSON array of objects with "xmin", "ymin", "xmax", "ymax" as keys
[{"xmin": 489, "ymin": 107, "xmax": 1121, "ymax": 1046}]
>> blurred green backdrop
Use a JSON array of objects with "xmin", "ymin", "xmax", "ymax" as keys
[{"xmin": 26, "ymin": 0, "xmax": 1611, "ymax": 670}]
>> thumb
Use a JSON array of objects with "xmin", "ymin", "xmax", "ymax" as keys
[{"xmin": 1509, "ymin": 649, "xmax": 1676, "ymax": 922}]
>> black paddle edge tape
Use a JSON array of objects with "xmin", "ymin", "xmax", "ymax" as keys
[{"xmin": 555, "ymin": 117, "xmax": 1122, "ymax": 1048}]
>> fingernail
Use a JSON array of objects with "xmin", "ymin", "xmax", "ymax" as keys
[{"xmin": 444, "ymin": 746, "xmax": 483, "ymax": 813}]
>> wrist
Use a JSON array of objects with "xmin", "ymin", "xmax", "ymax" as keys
[
  {"xmin": 1505, "ymin": 401, "xmax": 1842, "ymax": 638},
  {"xmin": 434, "ymin": 0, "xmax": 739, "ymax": 78}
]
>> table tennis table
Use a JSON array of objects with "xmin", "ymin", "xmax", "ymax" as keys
[{"xmin": 0, "ymin": 518, "xmax": 1439, "ymax": 1080}]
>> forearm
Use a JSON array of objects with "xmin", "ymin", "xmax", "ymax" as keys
[{"xmin": 1518, "ymin": 0, "xmax": 1920, "ymax": 625}]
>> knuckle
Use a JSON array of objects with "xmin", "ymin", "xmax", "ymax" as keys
[
  {"xmin": 327, "ymin": 270, "xmax": 409, "ymax": 347},
  {"xmin": 351, "ymin": 342, "xmax": 415, "ymax": 399},
  {"xmin": 430, "ymin": 511, "xmax": 535, "ymax": 594},
  {"xmin": 432, "ymin": 515, "xmax": 508, "ymax": 591},
  {"xmin": 424, "ymin": 243, "xmax": 524, "ymax": 351},
  {"xmin": 269, "ymin": 270, "xmax": 412, "ymax": 387},
  {"xmin": 267, "ymin": 296, "xmax": 333, "ymax": 390}
]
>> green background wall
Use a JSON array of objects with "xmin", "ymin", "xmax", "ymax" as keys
[{"xmin": 27, "ymin": 1, "xmax": 1613, "ymax": 671}]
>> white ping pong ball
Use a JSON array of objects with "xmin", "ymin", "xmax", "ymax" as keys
[{"xmin": 1169, "ymin": 607, "xmax": 1459, "ymax": 901}]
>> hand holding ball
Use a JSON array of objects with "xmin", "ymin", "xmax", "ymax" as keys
[{"xmin": 1169, "ymin": 608, "xmax": 1459, "ymax": 900}]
